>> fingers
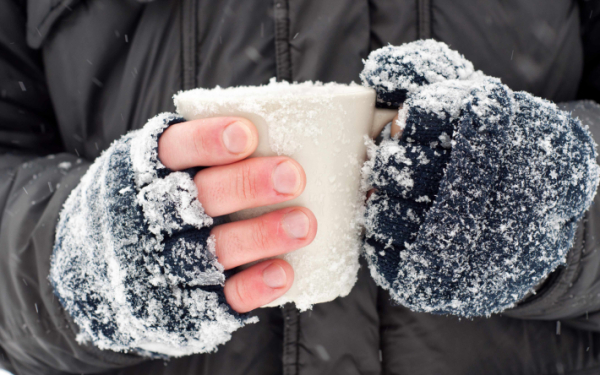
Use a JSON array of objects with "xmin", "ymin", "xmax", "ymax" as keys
[
  {"xmin": 366, "ymin": 189, "xmax": 375, "ymax": 200},
  {"xmin": 369, "ymin": 112, "xmax": 403, "ymax": 200},
  {"xmin": 158, "ymin": 117, "xmax": 258, "ymax": 170},
  {"xmin": 211, "ymin": 207, "xmax": 317, "ymax": 270},
  {"xmin": 224, "ymin": 259, "xmax": 294, "ymax": 313},
  {"xmin": 391, "ymin": 113, "xmax": 402, "ymax": 138},
  {"xmin": 195, "ymin": 156, "xmax": 306, "ymax": 217}
]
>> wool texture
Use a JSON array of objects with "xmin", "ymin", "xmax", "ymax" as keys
[
  {"xmin": 50, "ymin": 114, "xmax": 255, "ymax": 357},
  {"xmin": 361, "ymin": 40, "xmax": 600, "ymax": 317},
  {"xmin": 360, "ymin": 40, "xmax": 480, "ymax": 108}
]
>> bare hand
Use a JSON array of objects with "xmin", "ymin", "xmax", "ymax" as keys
[{"xmin": 158, "ymin": 117, "xmax": 317, "ymax": 313}]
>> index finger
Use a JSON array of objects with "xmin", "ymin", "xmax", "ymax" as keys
[{"xmin": 158, "ymin": 117, "xmax": 258, "ymax": 170}]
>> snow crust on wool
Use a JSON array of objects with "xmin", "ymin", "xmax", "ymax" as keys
[
  {"xmin": 362, "ymin": 74, "xmax": 600, "ymax": 316},
  {"xmin": 362, "ymin": 137, "xmax": 414, "ymax": 193},
  {"xmin": 360, "ymin": 39, "xmax": 482, "ymax": 107},
  {"xmin": 129, "ymin": 112, "xmax": 171, "ymax": 187},
  {"xmin": 401, "ymin": 79, "xmax": 476, "ymax": 124},
  {"xmin": 361, "ymin": 79, "xmax": 474, "ymax": 198},
  {"xmin": 50, "ymin": 113, "xmax": 255, "ymax": 357},
  {"xmin": 137, "ymin": 173, "xmax": 212, "ymax": 240}
]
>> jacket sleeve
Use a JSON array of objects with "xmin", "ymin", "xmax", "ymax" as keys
[
  {"xmin": 504, "ymin": 101, "xmax": 600, "ymax": 329},
  {"xmin": 506, "ymin": 1, "xmax": 600, "ymax": 326},
  {"xmin": 0, "ymin": 1, "xmax": 147, "ymax": 373}
]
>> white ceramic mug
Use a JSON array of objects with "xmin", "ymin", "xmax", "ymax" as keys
[{"xmin": 174, "ymin": 80, "xmax": 396, "ymax": 310}]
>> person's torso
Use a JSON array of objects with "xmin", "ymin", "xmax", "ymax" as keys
[{"xmin": 27, "ymin": 0, "xmax": 599, "ymax": 373}]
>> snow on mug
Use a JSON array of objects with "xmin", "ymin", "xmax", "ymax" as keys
[{"xmin": 174, "ymin": 79, "xmax": 396, "ymax": 310}]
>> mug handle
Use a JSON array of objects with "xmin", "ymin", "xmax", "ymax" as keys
[{"xmin": 369, "ymin": 108, "xmax": 399, "ymax": 139}]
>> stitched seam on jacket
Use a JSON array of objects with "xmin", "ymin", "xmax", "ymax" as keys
[
  {"xmin": 181, "ymin": 0, "xmax": 197, "ymax": 90},
  {"xmin": 282, "ymin": 304, "xmax": 299, "ymax": 375},
  {"xmin": 274, "ymin": 0, "xmax": 292, "ymax": 82},
  {"xmin": 0, "ymin": 166, "xmax": 20, "ymax": 232},
  {"xmin": 37, "ymin": 0, "xmax": 76, "ymax": 34},
  {"xmin": 417, "ymin": 0, "xmax": 432, "ymax": 39},
  {"xmin": 28, "ymin": 0, "xmax": 80, "ymax": 48}
]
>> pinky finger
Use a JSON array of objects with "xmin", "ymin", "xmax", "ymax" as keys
[{"xmin": 224, "ymin": 259, "xmax": 294, "ymax": 313}]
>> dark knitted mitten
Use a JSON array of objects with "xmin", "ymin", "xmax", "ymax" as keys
[
  {"xmin": 50, "ymin": 113, "xmax": 256, "ymax": 357},
  {"xmin": 361, "ymin": 41, "xmax": 600, "ymax": 317}
]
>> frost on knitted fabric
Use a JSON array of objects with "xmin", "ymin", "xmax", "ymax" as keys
[
  {"xmin": 363, "ymin": 77, "xmax": 600, "ymax": 317},
  {"xmin": 360, "ymin": 39, "xmax": 481, "ymax": 108},
  {"xmin": 362, "ymin": 80, "xmax": 475, "ymax": 198},
  {"xmin": 50, "ymin": 113, "xmax": 255, "ymax": 357},
  {"xmin": 361, "ymin": 79, "xmax": 470, "ymax": 292}
]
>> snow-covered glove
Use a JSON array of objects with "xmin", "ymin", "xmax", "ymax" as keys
[
  {"xmin": 50, "ymin": 113, "xmax": 256, "ymax": 357},
  {"xmin": 360, "ymin": 40, "xmax": 479, "ymax": 108},
  {"xmin": 360, "ymin": 40, "xmax": 600, "ymax": 317}
]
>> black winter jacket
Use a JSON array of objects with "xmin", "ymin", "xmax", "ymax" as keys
[{"xmin": 2, "ymin": 0, "xmax": 600, "ymax": 374}]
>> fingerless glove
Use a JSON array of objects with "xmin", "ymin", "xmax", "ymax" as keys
[{"xmin": 50, "ymin": 113, "xmax": 256, "ymax": 357}]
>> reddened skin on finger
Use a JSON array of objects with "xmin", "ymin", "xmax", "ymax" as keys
[
  {"xmin": 194, "ymin": 156, "xmax": 306, "ymax": 217},
  {"xmin": 211, "ymin": 206, "xmax": 318, "ymax": 270},
  {"xmin": 224, "ymin": 259, "xmax": 294, "ymax": 313}
]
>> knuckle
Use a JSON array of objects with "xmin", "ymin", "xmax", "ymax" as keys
[
  {"xmin": 234, "ymin": 163, "xmax": 259, "ymax": 201},
  {"xmin": 232, "ymin": 278, "xmax": 252, "ymax": 311},
  {"xmin": 193, "ymin": 172, "xmax": 208, "ymax": 202},
  {"xmin": 251, "ymin": 217, "xmax": 272, "ymax": 250},
  {"xmin": 192, "ymin": 125, "xmax": 211, "ymax": 160}
]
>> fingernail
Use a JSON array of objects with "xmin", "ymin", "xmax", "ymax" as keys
[
  {"xmin": 223, "ymin": 121, "xmax": 250, "ymax": 154},
  {"xmin": 263, "ymin": 263, "xmax": 287, "ymax": 289},
  {"xmin": 282, "ymin": 210, "xmax": 310, "ymax": 239},
  {"xmin": 272, "ymin": 161, "xmax": 301, "ymax": 194}
]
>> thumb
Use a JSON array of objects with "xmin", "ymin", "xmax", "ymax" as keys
[{"xmin": 390, "ymin": 113, "xmax": 402, "ymax": 138}]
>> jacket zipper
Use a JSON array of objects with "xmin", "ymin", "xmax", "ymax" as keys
[
  {"xmin": 274, "ymin": 0, "xmax": 292, "ymax": 82},
  {"xmin": 282, "ymin": 303, "xmax": 300, "ymax": 375},
  {"xmin": 417, "ymin": 0, "xmax": 432, "ymax": 39},
  {"xmin": 181, "ymin": 0, "xmax": 198, "ymax": 89}
]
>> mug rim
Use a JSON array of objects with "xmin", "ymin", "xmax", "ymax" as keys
[{"xmin": 174, "ymin": 80, "xmax": 375, "ymax": 103}]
